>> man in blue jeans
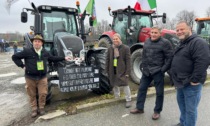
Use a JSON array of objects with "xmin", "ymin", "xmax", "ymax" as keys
[
  {"xmin": 130, "ymin": 26, "xmax": 173, "ymax": 120},
  {"xmin": 171, "ymin": 21, "xmax": 210, "ymax": 126}
]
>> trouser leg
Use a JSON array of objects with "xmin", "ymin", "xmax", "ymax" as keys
[
  {"xmin": 177, "ymin": 88, "xmax": 185, "ymax": 125},
  {"xmin": 123, "ymin": 86, "xmax": 132, "ymax": 101},
  {"xmin": 113, "ymin": 86, "xmax": 120, "ymax": 99},
  {"xmin": 25, "ymin": 77, "xmax": 38, "ymax": 111},
  {"xmin": 37, "ymin": 77, "xmax": 48, "ymax": 109},
  {"xmin": 136, "ymin": 74, "xmax": 152, "ymax": 110},
  {"xmin": 153, "ymin": 71, "xmax": 164, "ymax": 113},
  {"xmin": 184, "ymin": 84, "xmax": 202, "ymax": 126}
]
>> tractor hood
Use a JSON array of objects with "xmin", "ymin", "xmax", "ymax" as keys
[{"xmin": 139, "ymin": 27, "xmax": 176, "ymax": 42}]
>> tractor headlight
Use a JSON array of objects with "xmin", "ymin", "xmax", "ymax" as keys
[
  {"xmin": 64, "ymin": 50, "xmax": 73, "ymax": 60},
  {"xmin": 80, "ymin": 49, "xmax": 85, "ymax": 61}
]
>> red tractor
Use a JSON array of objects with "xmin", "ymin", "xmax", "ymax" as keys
[{"xmin": 98, "ymin": 6, "xmax": 179, "ymax": 84}]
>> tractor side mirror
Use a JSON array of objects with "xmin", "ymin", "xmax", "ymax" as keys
[
  {"xmin": 89, "ymin": 17, "xmax": 93, "ymax": 26},
  {"xmin": 117, "ymin": 13, "xmax": 123, "ymax": 22},
  {"xmin": 21, "ymin": 12, "xmax": 28, "ymax": 23},
  {"xmin": 162, "ymin": 13, "xmax": 166, "ymax": 24}
]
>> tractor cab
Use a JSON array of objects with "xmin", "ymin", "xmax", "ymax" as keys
[
  {"xmin": 111, "ymin": 8, "xmax": 154, "ymax": 46},
  {"xmin": 195, "ymin": 17, "xmax": 210, "ymax": 44},
  {"xmin": 98, "ymin": 6, "xmax": 167, "ymax": 48},
  {"xmin": 21, "ymin": 5, "xmax": 80, "ymax": 51}
]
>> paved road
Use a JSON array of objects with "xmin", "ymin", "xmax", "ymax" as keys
[
  {"xmin": 31, "ymin": 84, "xmax": 210, "ymax": 126},
  {"xmin": 0, "ymin": 53, "xmax": 30, "ymax": 126}
]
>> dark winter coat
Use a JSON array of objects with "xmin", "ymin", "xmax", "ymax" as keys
[
  {"xmin": 12, "ymin": 47, "xmax": 65, "ymax": 80},
  {"xmin": 141, "ymin": 37, "xmax": 173, "ymax": 76},
  {"xmin": 106, "ymin": 44, "xmax": 131, "ymax": 87},
  {"xmin": 171, "ymin": 34, "xmax": 210, "ymax": 88}
]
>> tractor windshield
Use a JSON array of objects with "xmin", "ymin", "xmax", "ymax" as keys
[
  {"xmin": 196, "ymin": 20, "xmax": 210, "ymax": 44},
  {"xmin": 42, "ymin": 11, "xmax": 77, "ymax": 41},
  {"xmin": 113, "ymin": 14, "xmax": 152, "ymax": 44}
]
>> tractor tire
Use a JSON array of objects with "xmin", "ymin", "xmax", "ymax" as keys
[
  {"xmin": 46, "ymin": 82, "xmax": 52, "ymax": 105},
  {"xmin": 98, "ymin": 37, "xmax": 112, "ymax": 48},
  {"xmin": 130, "ymin": 49, "xmax": 143, "ymax": 84},
  {"xmin": 162, "ymin": 33, "xmax": 179, "ymax": 50},
  {"xmin": 90, "ymin": 50, "xmax": 111, "ymax": 94}
]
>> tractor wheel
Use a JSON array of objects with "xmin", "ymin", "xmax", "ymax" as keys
[
  {"xmin": 130, "ymin": 49, "xmax": 143, "ymax": 84},
  {"xmin": 162, "ymin": 33, "xmax": 179, "ymax": 50},
  {"xmin": 89, "ymin": 50, "xmax": 111, "ymax": 94},
  {"xmin": 46, "ymin": 82, "xmax": 52, "ymax": 105},
  {"xmin": 98, "ymin": 37, "xmax": 112, "ymax": 48}
]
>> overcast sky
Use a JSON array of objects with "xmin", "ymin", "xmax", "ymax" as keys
[{"xmin": 0, "ymin": 0, "xmax": 209, "ymax": 33}]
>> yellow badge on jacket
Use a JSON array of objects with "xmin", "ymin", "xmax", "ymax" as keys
[
  {"xmin": 37, "ymin": 60, "xmax": 44, "ymax": 70},
  {"xmin": 113, "ymin": 58, "xmax": 117, "ymax": 67}
]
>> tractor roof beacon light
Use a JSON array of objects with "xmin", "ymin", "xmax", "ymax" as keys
[
  {"xmin": 108, "ymin": 6, "xmax": 112, "ymax": 16},
  {"xmin": 76, "ymin": 0, "xmax": 80, "ymax": 7}
]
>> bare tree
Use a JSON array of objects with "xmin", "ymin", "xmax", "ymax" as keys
[
  {"xmin": 169, "ymin": 18, "xmax": 177, "ymax": 30},
  {"xmin": 95, "ymin": 19, "xmax": 111, "ymax": 35},
  {"xmin": 206, "ymin": 7, "xmax": 210, "ymax": 17},
  {"xmin": 154, "ymin": 18, "xmax": 177, "ymax": 30},
  {"xmin": 176, "ymin": 10, "xmax": 196, "ymax": 27}
]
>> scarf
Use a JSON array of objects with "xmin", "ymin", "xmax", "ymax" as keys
[{"xmin": 112, "ymin": 40, "xmax": 122, "ymax": 58}]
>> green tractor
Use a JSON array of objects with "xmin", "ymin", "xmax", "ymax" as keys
[
  {"xmin": 98, "ymin": 6, "xmax": 179, "ymax": 84},
  {"xmin": 21, "ymin": 2, "xmax": 111, "ymax": 102},
  {"xmin": 195, "ymin": 17, "xmax": 210, "ymax": 44}
]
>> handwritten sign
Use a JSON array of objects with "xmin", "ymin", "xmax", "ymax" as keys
[{"xmin": 58, "ymin": 66, "xmax": 100, "ymax": 92}]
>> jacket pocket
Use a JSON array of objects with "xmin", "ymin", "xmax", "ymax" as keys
[{"xmin": 177, "ymin": 73, "xmax": 191, "ymax": 85}]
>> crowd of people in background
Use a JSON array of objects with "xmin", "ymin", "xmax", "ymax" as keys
[{"xmin": 0, "ymin": 41, "xmax": 19, "ymax": 54}]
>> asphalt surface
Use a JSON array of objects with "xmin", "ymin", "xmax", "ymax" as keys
[
  {"xmin": 1, "ymin": 51, "xmax": 210, "ymax": 126},
  {"xmin": 30, "ymin": 84, "xmax": 210, "ymax": 126},
  {"xmin": 0, "ymin": 52, "xmax": 30, "ymax": 126}
]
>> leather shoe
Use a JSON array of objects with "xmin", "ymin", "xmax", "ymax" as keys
[
  {"xmin": 31, "ymin": 110, "xmax": 38, "ymax": 118},
  {"xmin": 39, "ymin": 108, "xmax": 45, "ymax": 115},
  {"xmin": 152, "ymin": 112, "xmax": 160, "ymax": 120},
  {"xmin": 130, "ymin": 108, "xmax": 144, "ymax": 114}
]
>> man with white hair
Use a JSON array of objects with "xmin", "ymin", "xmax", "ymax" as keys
[{"xmin": 130, "ymin": 26, "xmax": 173, "ymax": 120}]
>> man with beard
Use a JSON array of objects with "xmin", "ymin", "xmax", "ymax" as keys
[{"xmin": 171, "ymin": 21, "xmax": 210, "ymax": 126}]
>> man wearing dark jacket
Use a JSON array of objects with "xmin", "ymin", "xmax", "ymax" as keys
[
  {"xmin": 171, "ymin": 21, "xmax": 210, "ymax": 126},
  {"xmin": 12, "ymin": 34, "xmax": 70, "ymax": 118},
  {"xmin": 130, "ymin": 26, "xmax": 173, "ymax": 120}
]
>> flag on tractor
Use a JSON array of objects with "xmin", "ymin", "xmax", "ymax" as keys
[
  {"xmin": 134, "ymin": 0, "xmax": 157, "ymax": 10},
  {"xmin": 85, "ymin": 0, "xmax": 97, "ymax": 26},
  {"xmin": 77, "ymin": 6, "xmax": 81, "ymax": 14}
]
